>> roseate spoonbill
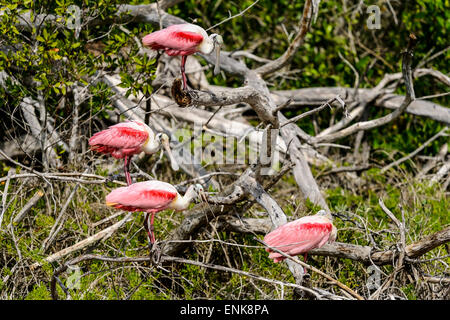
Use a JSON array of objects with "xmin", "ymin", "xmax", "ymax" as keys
[
  {"xmin": 263, "ymin": 210, "xmax": 337, "ymax": 268},
  {"xmin": 142, "ymin": 23, "xmax": 223, "ymax": 90},
  {"xmin": 105, "ymin": 180, "xmax": 204, "ymax": 245},
  {"xmin": 89, "ymin": 120, "xmax": 179, "ymax": 185}
]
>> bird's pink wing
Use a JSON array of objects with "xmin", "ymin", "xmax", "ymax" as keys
[
  {"xmin": 142, "ymin": 25, "xmax": 203, "ymax": 55},
  {"xmin": 89, "ymin": 123, "xmax": 149, "ymax": 156},
  {"xmin": 263, "ymin": 217, "xmax": 333, "ymax": 262},
  {"xmin": 106, "ymin": 183, "xmax": 177, "ymax": 212}
]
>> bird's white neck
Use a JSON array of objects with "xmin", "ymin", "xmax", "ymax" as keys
[
  {"xmin": 141, "ymin": 123, "xmax": 159, "ymax": 154},
  {"xmin": 198, "ymin": 35, "xmax": 215, "ymax": 55},
  {"xmin": 169, "ymin": 185, "xmax": 198, "ymax": 211},
  {"xmin": 142, "ymin": 138, "xmax": 160, "ymax": 154}
]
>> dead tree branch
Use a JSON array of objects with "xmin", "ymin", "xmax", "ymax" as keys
[
  {"xmin": 311, "ymin": 33, "xmax": 417, "ymax": 144},
  {"xmin": 255, "ymin": 0, "xmax": 313, "ymax": 77}
]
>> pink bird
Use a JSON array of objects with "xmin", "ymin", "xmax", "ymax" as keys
[
  {"xmin": 106, "ymin": 180, "xmax": 204, "ymax": 245},
  {"xmin": 263, "ymin": 210, "xmax": 337, "ymax": 266},
  {"xmin": 89, "ymin": 120, "xmax": 179, "ymax": 185},
  {"xmin": 142, "ymin": 23, "xmax": 223, "ymax": 90}
]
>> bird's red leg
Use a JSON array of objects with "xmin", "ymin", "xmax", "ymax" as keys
[
  {"xmin": 180, "ymin": 55, "xmax": 187, "ymax": 91},
  {"xmin": 303, "ymin": 253, "xmax": 308, "ymax": 274},
  {"xmin": 123, "ymin": 156, "xmax": 132, "ymax": 186},
  {"xmin": 150, "ymin": 212, "xmax": 156, "ymax": 244},
  {"xmin": 143, "ymin": 212, "xmax": 153, "ymax": 244}
]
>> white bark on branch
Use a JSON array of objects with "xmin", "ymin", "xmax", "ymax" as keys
[
  {"xmin": 272, "ymin": 88, "xmax": 450, "ymax": 125},
  {"xmin": 310, "ymin": 34, "xmax": 417, "ymax": 144},
  {"xmin": 380, "ymin": 127, "xmax": 448, "ymax": 173},
  {"xmin": 12, "ymin": 189, "xmax": 44, "ymax": 224},
  {"xmin": 20, "ymin": 98, "xmax": 62, "ymax": 168},
  {"xmin": 0, "ymin": 135, "xmax": 39, "ymax": 159}
]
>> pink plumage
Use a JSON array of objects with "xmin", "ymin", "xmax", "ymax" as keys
[
  {"xmin": 142, "ymin": 23, "xmax": 222, "ymax": 90},
  {"xmin": 264, "ymin": 214, "xmax": 337, "ymax": 263},
  {"xmin": 106, "ymin": 181, "xmax": 178, "ymax": 213},
  {"xmin": 142, "ymin": 24, "xmax": 204, "ymax": 56},
  {"xmin": 105, "ymin": 180, "xmax": 203, "ymax": 245},
  {"xmin": 89, "ymin": 121, "xmax": 149, "ymax": 159}
]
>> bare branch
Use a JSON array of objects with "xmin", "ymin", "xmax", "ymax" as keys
[
  {"xmin": 12, "ymin": 189, "xmax": 45, "ymax": 225},
  {"xmin": 205, "ymin": 0, "xmax": 260, "ymax": 32},
  {"xmin": 312, "ymin": 33, "xmax": 417, "ymax": 144},
  {"xmin": 255, "ymin": 0, "xmax": 313, "ymax": 77},
  {"xmin": 280, "ymin": 96, "xmax": 340, "ymax": 128},
  {"xmin": 381, "ymin": 127, "xmax": 448, "ymax": 173}
]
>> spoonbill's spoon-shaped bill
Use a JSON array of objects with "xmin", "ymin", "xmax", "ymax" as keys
[{"xmin": 158, "ymin": 132, "xmax": 179, "ymax": 172}]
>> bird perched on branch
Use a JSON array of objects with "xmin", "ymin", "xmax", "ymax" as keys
[
  {"xmin": 89, "ymin": 120, "xmax": 179, "ymax": 185},
  {"xmin": 106, "ymin": 180, "xmax": 205, "ymax": 245},
  {"xmin": 142, "ymin": 23, "xmax": 223, "ymax": 91},
  {"xmin": 263, "ymin": 210, "xmax": 337, "ymax": 266}
]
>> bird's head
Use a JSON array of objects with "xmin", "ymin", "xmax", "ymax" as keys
[
  {"xmin": 156, "ymin": 132, "xmax": 169, "ymax": 144},
  {"xmin": 193, "ymin": 183, "xmax": 204, "ymax": 194},
  {"xmin": 210, "ymin": 34, "xmax": 223, "ymax": 76},
  {"xmin": 316, "ymin": 209, "xmax": 333, "ymax": 221},
  {"xmin": 194, "ymin": 183, "xmax": 209, "ymax": 203},
  {"xmin": 211, "ymin": 34, "xmax": 224, "ymax": 46},
  {"xmin": 184, "ymin": 183, "xmax": 206, "ymax": 204}
]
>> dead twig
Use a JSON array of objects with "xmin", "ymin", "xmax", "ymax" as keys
[
  {"xmin": 280, "ymin": 96, "xmax": 342, "ymax": 128},
  {"xmin": 12, "ymin": 189, "xmax": 45, "ymax": 225}
]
